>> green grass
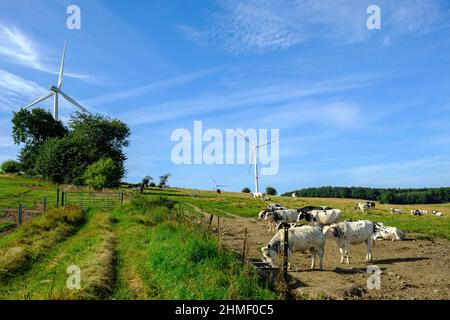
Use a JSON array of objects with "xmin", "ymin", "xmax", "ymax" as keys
[
  {"xmin": 0, "ymin": 222, "xmax": 15, "ymax": 233},
  {"xmin": 0, "ymin": 209, "xmax": 115, "ymax": 299},
  {"xmin": 110, "ymin": 203, "xmax": 275, "ymax": 300}
]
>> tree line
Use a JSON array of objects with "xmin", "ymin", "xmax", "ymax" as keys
[
  {"xmin": 283, "ymin": 186, "xmax": 450, "ymax": 204},
  {"xmin": 3, "ymin": 108, "xmax": 130, "ymax": 190}
]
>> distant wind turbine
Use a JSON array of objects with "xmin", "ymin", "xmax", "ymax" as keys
[
  {"xmin": 211, "ymin": 176, "xmax": 228, "ymax": 192},
  {"xmin": 21, "ymin": 41, "xmax": 90, "ymax": 121},
  {"xmin": 239, "ymin": 133, "xmax": 276, "ymax": 194}
]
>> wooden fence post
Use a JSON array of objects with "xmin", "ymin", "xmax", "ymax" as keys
[
  {"xmin": 80, "ymin": 193, "xmax": 83, "ymax": 208},
  {"xmin": 18, "ymin": 203, "xmax": 23, "ymax": 224},
  {"xmin": 120, "ymin": 191, "xmax": 124, "ymax": 204},
  {"xmin": 43, "ymin": 196, "xmax": 47, "ymax": 213},
  {"xmin": 208, "ymin": 214, "xmax": 214, "ymax": 229},
  {"xmin": 61, "ymin": 192, "xmax": 65, "ymax": 207}
]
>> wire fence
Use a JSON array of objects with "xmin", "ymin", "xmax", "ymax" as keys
[{"xmin": 62, "ymin": 191, "xmax": 124, "ymax": 209}]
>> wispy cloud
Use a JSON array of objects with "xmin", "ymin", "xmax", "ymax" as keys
[
  {"xmin": 0, "ymin": 68, "xmax": 48, "ymax": 112},
  {"xmin": 181, "ymin": 0, "xmax": 450, "ymax": 54},
  {"xmin": 119, "ymin": 73, "xmax": 377, "ymax": 126},
  {"xmin": 0, "ymin": 23, "xmax": 90, "ymax": 80},
  {"xmin": 85, "ymin": 66, "xmax": 223, "ymax": 106}
]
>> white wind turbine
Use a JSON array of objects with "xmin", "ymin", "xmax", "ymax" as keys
[
  {"xmin": 240, "ymin": 133, "xmax": 276, "ymax": 195},
  {"xmin": 22, "ymin": 41, "xmax": 90, "ymax": 121},
  {"xmin": 211, "ymin": 176, "xmax": 228, "ymax": 191}
]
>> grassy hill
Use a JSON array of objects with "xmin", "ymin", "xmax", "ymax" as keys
[{"xmin": 0, "ymin": 174, "xmax": 449, "ymax": 300}]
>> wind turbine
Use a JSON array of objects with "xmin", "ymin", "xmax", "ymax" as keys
[
  {"xmin": 211, "ymin": 176, "xmax": 228, "ymax": 192},
  {"xmin": 239, "ymin": 134, "xmax": 276, "ymax": 194},
  {"xmin": 21, "ymin": 41, "xmax": 90, "ymax": 121}
]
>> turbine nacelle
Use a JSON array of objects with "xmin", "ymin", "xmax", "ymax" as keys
[{"xmin": 21, "ymin": 41, "xmax": 90, "ymax": 121}]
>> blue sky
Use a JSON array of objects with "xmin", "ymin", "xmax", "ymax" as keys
[{"xmin": 0, "ymin": 0, "xmax": 449, "ymax": 193}]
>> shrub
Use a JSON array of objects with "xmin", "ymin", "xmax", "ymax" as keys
[
  {"xmin": 1, "ymin": 160, "xmax": 20, "ymax": 173},
  {"xmin": 266, "ymin": 186, "xmax": 277, "ymax": 196},
  {"xmin": 241, "ymin": 187, "xmax": 251, "ymax": 193},
  {"xmin": 83, "ymin": 158, "xmax": 121, "ymax": 190}
]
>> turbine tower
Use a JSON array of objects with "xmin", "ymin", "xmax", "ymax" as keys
[
  {"xmin": 22, "ymin": 41, "xmax": 90, "ymax": 121},
  {"xmin": 240, "ymin": 134, "xmax": 276, "ymax": 194}
]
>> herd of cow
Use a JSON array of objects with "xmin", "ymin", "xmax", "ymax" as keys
[{"xmin": 257, "ymin": 203, "xmax": 408, "ymax": 269}]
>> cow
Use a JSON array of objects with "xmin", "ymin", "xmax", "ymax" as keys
[
  {"xmin": 291, "ymin": 193, "xmax": 297, "ymax": 198},
  {"xmin": 252, "ymin": 192, "xmax": 264, "ymax": 199},
  {"xmin": 390, "ymin": 208, "xmax": 403, "ymax": 214},
  {"xmin": 373, "ymin": 222, "xmax": 405, "ymax": 241},
  {"xmin": 432, "ymin": 210, "xmax": 443, "ymax": 217},
  {"xmin": 323, "ymin": 220, "xmax": 375, "ymax": 264},
  {"xmin": 264, "ymin": 209, "xmax": 299, "ymax": 232},
  {"xmin": 355, "ymin": 202, "xmax": 370, "ymax": 213},
  {"xmin": 258, "ymin": 204, "xmax": 288, "ymax": 229},
  {"xmin": 411, "ymin": 209, "xmax": 428, "ymax": 216},
  {"xmin": 297, "ymin": 207, "xmax": 342, "ymax": 226},
  {"xmin": 261, "ymin": 225, "xmax": 325, "ymax": 269}
]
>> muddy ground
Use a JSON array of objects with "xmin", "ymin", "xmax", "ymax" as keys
[{"xmin": 207, "ymin": 213, "xmax": 450, "ymax": 300}]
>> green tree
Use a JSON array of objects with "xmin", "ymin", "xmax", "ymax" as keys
[
  {"xmin": 241, "ymin": 187, "xmax": 251, "ymax": 193},
  {"xmin": 69, "ymin": 112, "xmax": 130, "ymax": 179},
  {"xmin": 266, "ymin": 186, "xmax": 277, "ymax": 196},
  {"xmin": 142, "ymin": 176, "xmax": 153, "ymax": 187},
  {"xmin": 158, "ymin": 173, "xmax": 171, "ymax": 189},
  {"xmin": 0, "ymin": 160, "xmax": 20, "ymax": 173},
  {"xmin": 83, "ymin": 158, "xmax": 121, "ymax": 190}
]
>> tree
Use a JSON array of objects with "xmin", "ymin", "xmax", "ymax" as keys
[
  {"xmin": 142, "ymin": 176, "xmax": 153, "ymax": 187},
  {"xmin": 69, "ymin": 112, "xmax": 130, "ymax": 179},
  {"xmin": 83, "ymin": 158, "xmax": 121, "ymax": 190},
  {"xmin": 12, "ymin": 108, "xmax": 67, "ymax": 145},
  {"xmin": 158, "ymin": 173, "xmax": 171, "ymax": 189},
  {"xmin": 1, "ymin": 160, "xmax": 20, "ymax": 173},
  {"xmin": 266, "ymin": 186, "xmax": 277, "ymax": 196},
  {"xmin": 149, "ymin": 182, "xmax": 156, "ymax": 187},
  {"xmin": 241, "ymin": 187, "xmax": 251, "ymax": 193}
]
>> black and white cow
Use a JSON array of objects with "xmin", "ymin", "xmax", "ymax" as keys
[
  {"xmin": 323, "ymin": 220, "xmax": 375, "ymax": 264},
  {"xmin": 261, "ymin": 225, "xmax": 325, "ymax": 269},
  {"xmin": 297, "ymin": 206, "xmax": 342, "ymax": 226},
  {"xmin": 264, "ymin": 209, "xmax": 299, "ymax": 232},
  {"xmin": 373, "ymin": 222, "xmax": 405, "ymax": 241}
]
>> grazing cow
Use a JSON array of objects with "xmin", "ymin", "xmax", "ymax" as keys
[
  {"xmin": 264, "ymin": 209, "xmax": 299, "ymax": 232},
  {"xmin": 373, "ymin": 222, "xmax": 405, "ymax": 241},
  {"xmin": 411, "ymin": 209, "xmax": 428, "ymax": 216},
  {"xmin": 252, "ymin": 192, "xmax": 264, "ymax": 199},
  {"xmin": 390, "ymin": 208, "xmax": 403, "ymax": 214},
  {"xmin": 291, "ymin": 193, "xmax": 297, "ymax": 198},
  {"xmin": 323, "ymin": 220, "xmax": 375, "ymax": 264},
  {"xmin": 298, "ymin": 208, "xmax": 342, "ymax": 226},
  {"xmin": 368, "ymin": 201, "xmax": 376, "ymax": 209},
  {"xmin": 258, "ymin": 204, "xmax": 288, "ymax": 229},
  {"xmin": 261, "ymin": 225, "xmax": 325, "ymax": 269},
  {"xmin": 432, "ymin": 210, "xmax": 443, "ymax": 217},
  {"xmin": 355, "ymin": 202, "xmax": 370, "ymax": 213}
]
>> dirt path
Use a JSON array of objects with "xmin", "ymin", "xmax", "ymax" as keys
[{"xmin": 200, "ymin": 209, "xmax": 450, "ymax": 300}]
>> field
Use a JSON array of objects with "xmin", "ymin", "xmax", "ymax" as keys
[{"xmin": 0, "ymin": 174, "xmax": 449, "ymax": 300}]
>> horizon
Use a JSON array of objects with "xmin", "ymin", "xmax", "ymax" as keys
[{"xmin": 1, "ymin": 0, "xmax": 450, "ymax": 194}]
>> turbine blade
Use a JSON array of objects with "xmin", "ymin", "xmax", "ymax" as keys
[
  {"xmin": 259, "ymin": 140, "xmax": 277, "ymax": 148},
  {"xmin": 248, "ymin": 150, "xmax": 255, "ymax": 175},
  {"xmin": 23, "ymin": 91, "xmax": 54, "ymax": 109},
  {"xmin": 237, "ymin": 131, "xmax": 254, "ymax": 146},
  {"xmin": 211, "ymin": 176, "xmax": 217, "ymax": 185},
  {"xmin": 58, "ymin": 41, "xmax": 67, "ymax": 89},
  {"xmin": 58, "ymin": 90, "xmax": 91, "ymax": 114}
]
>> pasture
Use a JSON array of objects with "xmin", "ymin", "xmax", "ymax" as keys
[{"xmin": 0, "ymin": 174, "xmax": 449, "ymax": 300}]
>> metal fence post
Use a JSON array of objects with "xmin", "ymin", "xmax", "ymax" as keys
[
  {"xmin": 283, "ymin": 224, "xmax": 289, "ymax": 284},
  {"xmin": 43, "ymin": 196, "xmax": 47, "ymax": 213},
  {"xmin": 56, "ymin": 188, "xmax": 60, "ymax": 209},
  {"xmin": 217, "ymin": 216, "xmax": 221, "ymax": 247},
  {"xmin": 80, "ymin": 193, "xmax": 83, "ymax": 208},
  {"xmin": 120, "ymin": 191, "xmax": 124, "ymax": 204},
  {"xmin": 18, "ymin": 203, "xmax": 23, "ymax": 224},
  {"xmin": 242, "ymin": 227, "xmax": 248, "ymax": 264},
  {"xmin": 61, "ymin": 192, "xmax": 65, "ymax": 207}
]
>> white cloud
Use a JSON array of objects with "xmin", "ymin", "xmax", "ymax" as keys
[
  {"xmin": 0, "ymin": 69, "xmax": 48, "ymax": 112},
  {"xmin": 0, "ymin": 23, "xmax": 90, "ymax": 80},
  {"xmin": 181, "ymin": 0, "xmax": 449, "ymax": 54}
]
